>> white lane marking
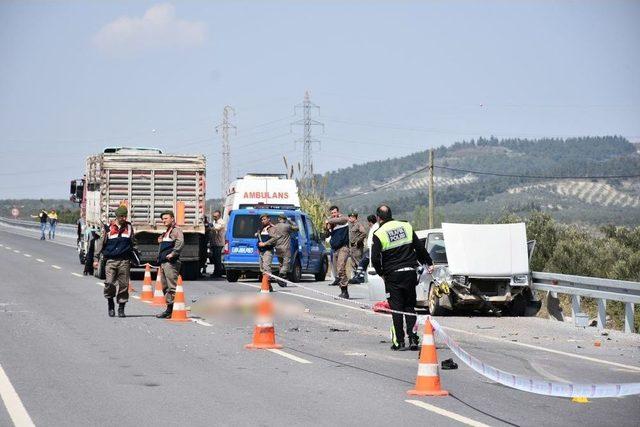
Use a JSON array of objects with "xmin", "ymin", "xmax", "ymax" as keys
[
  {"xmin": 36, "ymin": 259, "xmax": 44, "ymax": 263},
  {"xmin": 442, "ymin": 326, "xmax": 640, "ymax": 373},
  {"xmin": 23, "ymin": 254, "xmax": 31, "ymax": 258},
  {"xmin": 0, "ymin": 244, "xmax": 3, "ymax": 247},
  {"xmin": 234, "ymin": 281, "xmax": 368, "ymax": 313},
  {"xmin": 95, "ymin": 282, "xmax": 104, "ymax": 287},
  {"xmin": 5, "ymin": 246, "xmax": 11, "ymax": 250},
  {"xmin": 406, "ymin": 400, "xmax": 490, "ymax": 427},
  {"xmin": 191, "ymin": 318, "xmax": 212, "ymax": 327},
  {"xmin": 71, "ymin": 272, "xmax": 83, "ymax": 278},
  {"xmin": 267, "ymin": 349, "xmax": 312, "ymax": 364},
  {"xmin": 13, "ymin": 250, "xmax": 20, "ymax": 254},
  {"xmin": 0, "ymin": 363, "xmax": 36, "ymax": 427},
  {"xmin": 51, "ymin": 265, "xmax": 61, "ymax": 270},
  {"xmin": 131, "ymin": 295, "xmax": 140, "ymax": 300}
]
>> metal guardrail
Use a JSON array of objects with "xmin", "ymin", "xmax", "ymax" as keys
[
  {"xmin": 0, "ymin": 216, "xmax": 76, "ymax": 237},
  {"xmin": 532, "ymin": 271, "xmax": 639, "ymax": 334}
]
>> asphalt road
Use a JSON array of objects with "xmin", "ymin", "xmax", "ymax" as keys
[{"xmin": 0, "ymin": 225, "xmax": 639, "ymax": 426}]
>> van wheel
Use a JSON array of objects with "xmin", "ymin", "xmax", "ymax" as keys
[
  {"xmin": 428, "ymin": 283, "xmax": 447, "ymax": 316},
  {"xmin": 289, "ymin": 259, "xmax": 302, "ymax": 283},
  {"xmin": 508, "ymin": 294, "xmax": 527, "ymax": 317},
  {"xmin": 314, "ymin": 256, "xmax": 328, "ymax": 281},
  {"xmin": 226, "ymin": 270, "xmax": 240, "ymax": 282}
]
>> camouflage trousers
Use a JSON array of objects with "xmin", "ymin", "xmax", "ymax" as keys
[{"xmin": 104, "ymin": 259, "xmax": 130, "ymax": 304}]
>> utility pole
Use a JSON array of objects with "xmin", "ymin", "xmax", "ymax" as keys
[
  {"xmin": 428, "ymin": 149, "xmax": 435, "ymax": 229},
  {"xmin": 292, "ymin": 91, "xmax": 324, "ymax": 188},
  {"xmin": 216, "ymin": 106, "xmax": 236, "ymax": 201}
]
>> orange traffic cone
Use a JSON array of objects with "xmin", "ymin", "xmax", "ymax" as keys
[
  {"xmin": 152, "ymin": 268, "xmax": 166, "ymax": 306},
  {"xmin": 140, "ymin": 264, "xmax": 153, "ymax": 302},
  {"xmin": 169, "ymin": 275, "xmax": 189, "ymax": 322},
  {"xmin": 246, "ymin": 276, "xmax": 281, "ymax": 349},
  {"xmin": 407, "ymin": 318, "xmax": 449, "ymax": 396}
]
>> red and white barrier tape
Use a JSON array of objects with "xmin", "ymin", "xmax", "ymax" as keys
[{"xmin": 267, "ymin": 273, "xmax": 640, "ymax": 398}]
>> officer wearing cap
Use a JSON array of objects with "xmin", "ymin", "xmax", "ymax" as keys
[
  {"xmin": 256, "ymin": 214, "xmax": 276, "ymax": 291},
  {"xmin": 155, "ymin": 210, "xmax": 185, "ymax": 319},
  {"xmin": 371, "ymin": 205, "xmax": 433, "ymax": 351},
  {"xmin": 93, "ymin": 205, "xmax": 137, "ymax": 318}
]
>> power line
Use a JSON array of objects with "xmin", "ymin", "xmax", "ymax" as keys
[{"xmin": 434, "ymin": 165, "xmax": 640, "ymax": 179}]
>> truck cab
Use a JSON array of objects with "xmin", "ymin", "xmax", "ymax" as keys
[{"xmin": 223, "ymin": 208, "xmax": 329, "ymax": 283}]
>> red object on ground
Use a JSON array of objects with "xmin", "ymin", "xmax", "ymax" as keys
[{"xmin": 373, "ymin": 301, "xmax": 390, "ymax": 313}]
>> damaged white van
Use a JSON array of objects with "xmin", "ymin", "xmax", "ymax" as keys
[{"xmin": 367, "ymin": 222, "xmax": 539, "ymax": 316}]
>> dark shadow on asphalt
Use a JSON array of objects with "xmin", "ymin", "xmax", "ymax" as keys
[{"xmin": 121, "ymin": 314, "xmax": 158, "ymax": 318}]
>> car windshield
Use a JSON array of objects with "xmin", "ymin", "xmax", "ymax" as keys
[
  {"xmin": 426, "ymin": 232, "xmax": 447, "ymax": 264},
  {"xmin": 232, "ymin": 214, "xmax": 280, "ymax": 238}
]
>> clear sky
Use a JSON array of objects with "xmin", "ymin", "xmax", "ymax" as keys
[{"xmin": 1, "ymin": 0, "xmax": 638, "ymax": 198}]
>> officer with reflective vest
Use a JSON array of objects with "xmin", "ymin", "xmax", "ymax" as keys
[
  {"xmin": 155, "ymin": 210, "xmax": 185, "ymax": 319},
  {"xmin": 93, "ymin": 205, "xmax": 137, "ymax": 318},
  {"xmin": 371, "ymin": 205, "xmax": 432, "ymax": 351}
]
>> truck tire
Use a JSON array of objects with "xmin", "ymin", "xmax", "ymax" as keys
[
  {"xmin": 226, "ymin": 270, "xmax": 240, "ymax": 283},
  {"xmin": 314, "ymin": 256, "xmax": 328, "ymax": 282},
  {"xmin": 181, "ymin": 261, "xmax": 200, "ymax": 280},
  {"xmin": 94, "ymin": 255, "xmax": 106, "ymax": 280},
  {"xmin": 288, "ymin": 258, "xmax": 302, "ymax": 283},
  {"xmin": 428, "ymin": 283, "xmax": 447, "ymax": 316}
]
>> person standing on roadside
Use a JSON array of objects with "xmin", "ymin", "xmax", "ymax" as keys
[
  {"xmin": 48, "ymin": 209, "xmax": 58, "ymax": 239},
  {"xmin": 31, "ymin": 210, "xmax": 48, "ymax": 240},
  {"xmin": 349, "ymin": 214, "xmax": 378, "ymax": 284},
  {"xmin": 371, "ymin": 205, "xmax": 433, "ymax": 351},
  {"xmin": 256, "ymin": 214, "xmax": 276, "ymax": 292},
  {"xmin": 347, "ymin": 212, "xmax": 367, "ymax": 280},
  {"xmin": 93, "ymin": 205, "xmax": 136, "ymax": 318},
  {"xmin": 155, "ymin": 211, "xmax": 184, "ymax": 319},
  {"xmin": 210, "ymin": 210, "xmax": 226, "ymax": 278},
  {"xmin": 268, "ymin": 214, "xmax": 298, "ymax": 285},
  {"xmin": 325, "ymin": 205, "xmax": 350, "ymax": 299}
]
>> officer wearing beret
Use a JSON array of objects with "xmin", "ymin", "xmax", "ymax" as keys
[{"xmin": 94, "ymin": 205, "xmax": 137, "ymax": 317}]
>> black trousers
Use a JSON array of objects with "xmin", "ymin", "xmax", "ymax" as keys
[
  {"xmin": 211, "ymin": 246, "xmax": 224, "ymax": 276},
  {"xmin": 384, "ymin": 270, "xmax": 417, "ymax": 344}
]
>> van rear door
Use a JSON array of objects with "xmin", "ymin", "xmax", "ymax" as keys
[{"xmin": 227, "ymin": 213, "xmax": 265, "ymax": 263}]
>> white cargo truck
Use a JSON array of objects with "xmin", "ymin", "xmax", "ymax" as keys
[{"xmin": 70, "ymin": 147, "xmax": 207, "ymax": 279}]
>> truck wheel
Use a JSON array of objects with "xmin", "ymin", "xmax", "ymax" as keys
[
  {"xmin": 314, "ymin": 256, "xmax": 328, "ymax": 282},
  {"xmin": 288, "ymin": 259, "xmax": 302, "ymax": 283},
  {"xmin": 94, "ymin": 256, "xmax": 106, "ymax": 280},
  {"xmin": 226, "ymin": 270, "xmax": 240, "ymax": 283},
  {"xmin": 428, "ymin": 283, "xmax": 447, "ymax": 316},
  {"xmin": 181, "ymin": 262, "xmax": 200, "ymax": 280}
]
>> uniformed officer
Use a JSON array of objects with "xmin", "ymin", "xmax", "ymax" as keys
[
  {"xmin": 155, "ymin": 210, "xmax": 185, "ymax": 319},
  {"xmin": 209, "ymin": 210, "xmax": 226, "ymax": 278},
  {"xmin": 93, "ymin": 205, "xmax": 136, "ymax": 318},
  {"xmin": 325, "ymin": 205, "xmax": 350, "ymax": 299},
  {"xmin": 270, "ymin": 214, "xmax": 298, "ymax": 284},
  {"xmin": 347, "ymin": 212, "xmax": 367, "ymax": 279},
  {"xmin": 371, "ymin": 205, "xmax": 433, "ymax": 351},
  {"xmin": 256, "ymin": 214, "xmax": 276, "ymax": 292}
]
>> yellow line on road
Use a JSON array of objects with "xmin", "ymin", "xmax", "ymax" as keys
[
  {"xmin": 0, "ymin": 363, "xmax": 35, "ymax": 427},
  {"xmin": 406, "ymin": 400, "xmax": 490, "ymax": 427}
]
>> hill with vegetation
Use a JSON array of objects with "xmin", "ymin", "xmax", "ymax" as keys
[{"xmin": 320, "ymin": 136, "xmax": 640, "ymax": 227}]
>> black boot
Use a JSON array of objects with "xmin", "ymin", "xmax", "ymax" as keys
[
  {"xmin": 390, "ymin": 341, "xmax": 406, "ymax": 351},
  {"xmin": 107, "ymin": 298, "xmax": 115, "ymax": 317},
  {"xmin": 117, "ymin": 303, "xmax": 126, "ymax": 318},
  {"xmin": 408, "ymin": 333, "xmax": 420, "ymax": 351},
  {"xmin": 338, "ymin": 287, "xmax": 349, "ymax": 299},
  {"xmin": 329, "ymin": 277, "xmax": 340, "ymax": 286},
  {"xmin": 156, "ymin": 303, "xmax": 173, "ymax": 319},
  {"xmin": 348, "ymin": 271, "xmax": 364, "ymax": 284}
]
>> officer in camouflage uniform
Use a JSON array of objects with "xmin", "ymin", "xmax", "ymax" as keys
[
  {"xmin": 94, "ymin": 205, "xmax": 137, "ymax": 318},
  {"xmin": 155, "ymin": 210, "xmax": 185, "ymax": 319}
]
